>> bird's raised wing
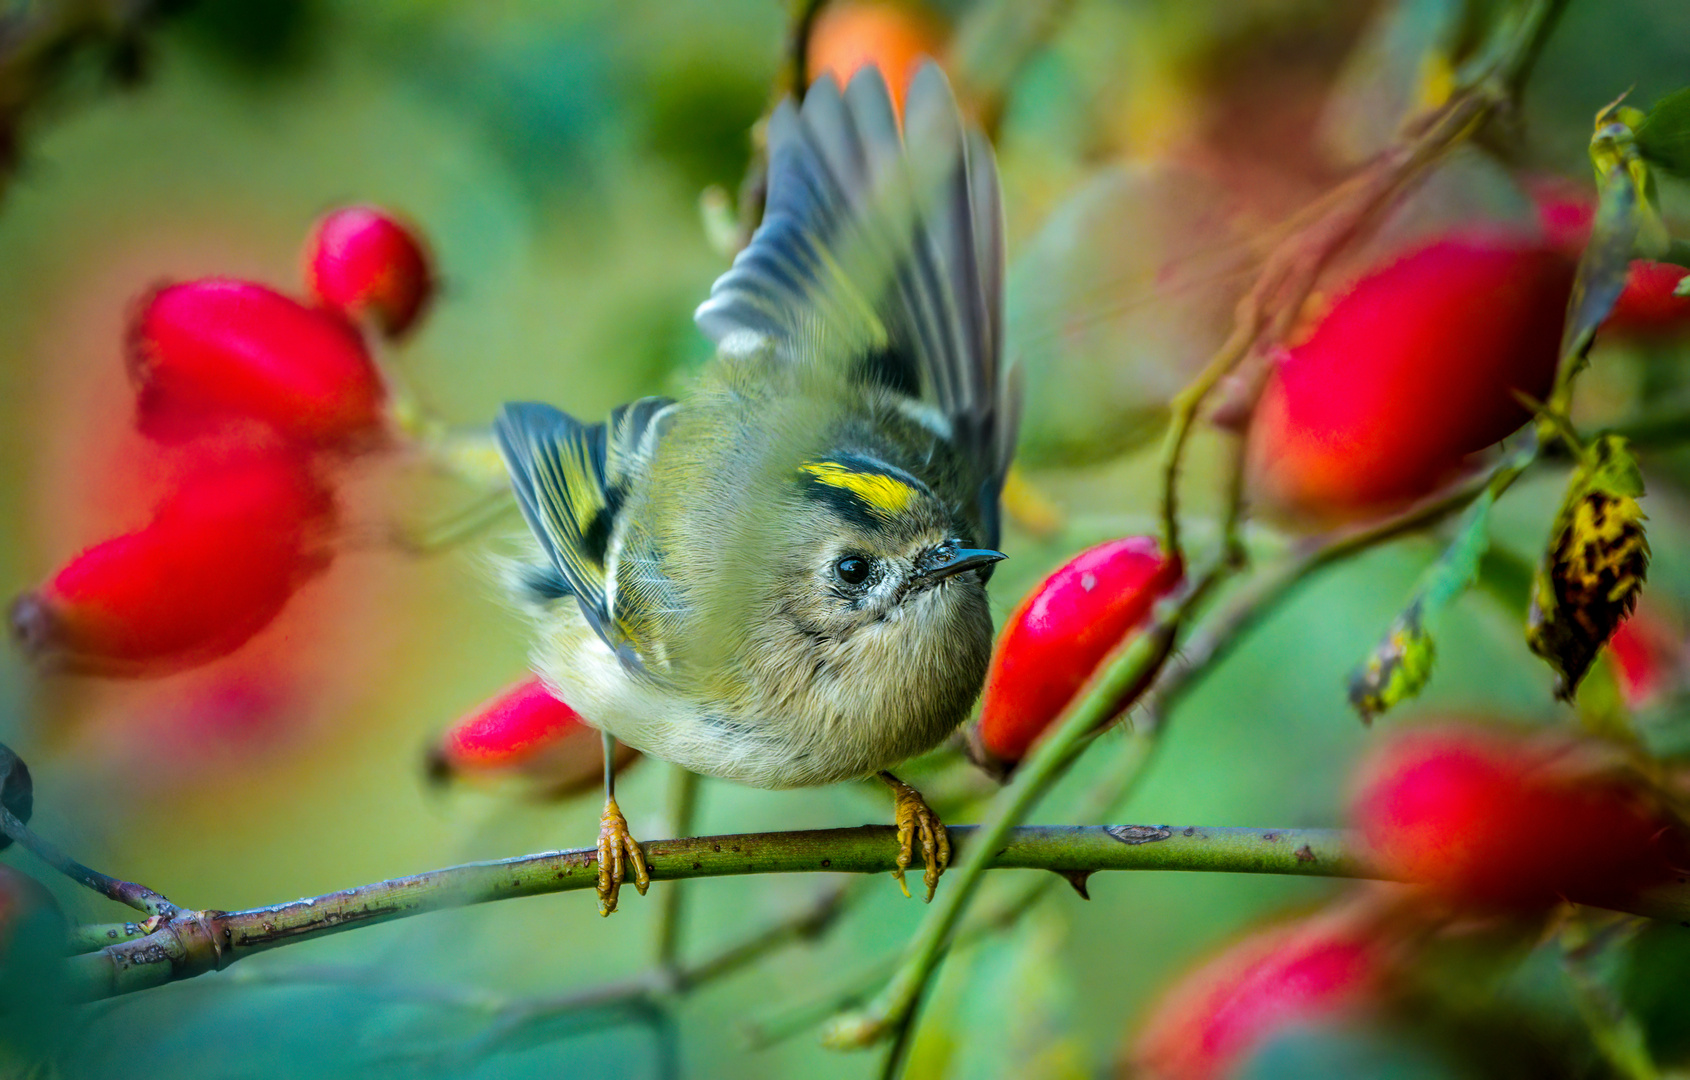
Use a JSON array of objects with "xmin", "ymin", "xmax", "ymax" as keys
[
  {"xmin": 693, "ymin": 63, "xmax": 1018, "ymax": 543},
  {"xmin": 496, "ymin": 396, "xmax": 677, "ymax": 673}
]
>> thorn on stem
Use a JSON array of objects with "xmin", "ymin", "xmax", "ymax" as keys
[{"xmin": 1057, "ymin": 869, "xmax": 1092, "ymax": 900}]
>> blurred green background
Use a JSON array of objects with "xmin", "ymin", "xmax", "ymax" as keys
[{"xmin": 2, "ymin": 1, "xmax": 1690, "ymax": 1077}]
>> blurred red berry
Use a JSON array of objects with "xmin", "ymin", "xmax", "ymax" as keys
[
  {"xmin": 10, "ymin": 451, "xmax": 336, "ymax": 676},
  {"xmin": 808, "ymin": 1, "xmax": 943, "ymax": 116},
  {"xmin": 1248, "ymin": 234, "xmax": 1575, "ymax": 521},
  {"xmin": 128, "ymin": 278, "xmax": 387, "ymax": 451},
  {"xmin": 1525, "ymin": 177, "xmax": 1597, "ymax": 254},
  {"xmin": 1606, "ymin": 261, "xmax": 1690, "ymax": 336},
  {"xmin": 1528, "ymin": 181, "xmax": 1690, "ymax": 338},
  {"xmin": 971, "ymin": 537, "xmax": 1182, "ymax": 771},
  {"xmin": 304, "ymin": 206, "xmax": 434, "ymax": 339},
  {"xmin": 1608, "ymin": 609, "xmax": 1677, "ymax": 708},
  {"xmin": 428, "ymin": 677, "xmax": 636, "ymax": 799},
  {"xmin": 1350, "ymin": 724, "xmax": 1687, "ymax": 911},
  {"xmin": 1130, "ymin": 910, "xmax": 1385, "ymax": 1080}
]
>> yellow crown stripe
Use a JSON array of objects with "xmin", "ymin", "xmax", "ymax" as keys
[{"xmin": 800, "ymin": 460, "xmax": 919, "ymax": 518}]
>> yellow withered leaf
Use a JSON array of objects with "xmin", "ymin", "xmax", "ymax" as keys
[{"xmin": 1527, "ymin": 436, "xmax": 1650, "ymax": 700}]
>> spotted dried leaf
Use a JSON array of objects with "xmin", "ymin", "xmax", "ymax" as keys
[
  {"xmin": 1349, "ymin": 603, "xmax": 1436, "ymax": 724},
  {"xmin": 1527, "ymin": 436, "xmax": 1650, "ymax": 700}
]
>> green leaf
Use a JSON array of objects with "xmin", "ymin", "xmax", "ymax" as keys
[
  {"xmin": 1418, "ymin": 489, "xmax": 1494, "ymax": 609},
  {"xmin": 1347, "ymin": 491, "xmax": 1494, "ymax": 723},
  {"xmin": 1562, "ymin": 100, "xmax": 1676, "ymax": 374},
  {"xmin": 1563, "ymin": 139, "xmax": 1641, "ymax": 368},
  {"xmin": 1527, "ymin": 435, "xmax": 1651, "ymax": 701},
  {"xmin": 1635, "ymin": 86, "xmax": 1690, "ymax": 179},
  {"xmin": 1349, "ymin": 605, "xmax": 1436, "ymax": 723}
]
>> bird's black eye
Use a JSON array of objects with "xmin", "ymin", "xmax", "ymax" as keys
[{"xmin": 834, "ymin": 556, "xmax": 872, "ymax": 586}]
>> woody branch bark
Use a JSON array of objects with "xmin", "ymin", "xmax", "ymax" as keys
[
  {"xmin": 64, "ymin": 825, "xmax": 1352, "ymax": 1002},
  {"xmin": 59, "ymin": 821, "xmax": 1690, "ymax": 1005}
]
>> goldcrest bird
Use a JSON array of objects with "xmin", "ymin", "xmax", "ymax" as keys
[{"xmin": 495, "ymin": 62, "xmax": 1017, "ymax": 915}]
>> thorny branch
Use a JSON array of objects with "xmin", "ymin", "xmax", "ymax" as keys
[{"xmin": 62, "ymin": 823, "xmax": 1373, "ymax": 1004}]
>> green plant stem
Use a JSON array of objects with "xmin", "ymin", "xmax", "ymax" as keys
[
  {"xmin": 819, "ymin": 446, "xmax": 1550, "ymax": 1051},
  {"xmin": 1491, "ymin": 0, "xmax": 1572, "ymax": 91},
  {"xmin": 460, "ymin": 880, "xmax": 855, "ymax": 1058},
  {"xmin": 384, "ymin": 487, "xmax": 518, "ymax": 556},
  {"xmin": 65, "ymin": 823, "xmax": 1383, "ymax": 1005},
  {"xmin": 654, "ymin": 766, "xmax": 702, "ymax": 972},
  {"xmin": 744, "ymin": 735, "xmax": 1160, "ymax": 1052},
  {"xmin": 1560, "ymin": 923, "xmax": 1662, "ymax": 1080},
  {"xmin": 66, "ymin": 920, "xmax": 156, "ymax": 955}
]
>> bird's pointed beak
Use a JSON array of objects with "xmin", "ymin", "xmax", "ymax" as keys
[{"xmin": 919, "ymin": 546, "xmax": 1007, "ymax": 583}]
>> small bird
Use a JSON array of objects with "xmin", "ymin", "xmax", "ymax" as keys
[{"xmin": 496, "ymin": 62, "xmax": 1017, "ymax": 915}]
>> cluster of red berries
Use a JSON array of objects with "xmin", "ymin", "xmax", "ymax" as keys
[
  {"xmin": 973, "ymin": 179, "xmax": 1690, "ymax": 771},
  {"xmin": 1125, "ymin": 722, "xmax": 1690, "ymax": 1079},
  {"xmin": 9, "ymin": 207, "xmax": 432, "ymax": 677},
  {"xmin": 964, "ymin": 179, "xmax": 1690, "ymax": 1078}
]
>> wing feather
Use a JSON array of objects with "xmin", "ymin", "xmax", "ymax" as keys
[
  {"xmin": 496, "ymin": 397, "xmax": 677, "ymax": 672},
  {"xmin": 694, "ymin": 62, "xmax": 1017, "ymax": 530}
]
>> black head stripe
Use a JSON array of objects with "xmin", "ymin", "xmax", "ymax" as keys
[{"xmin": 796, "ymin": 454, "xmax": 935, "ymax": 527}]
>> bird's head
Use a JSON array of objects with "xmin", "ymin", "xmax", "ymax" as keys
[{"xmin": 771, "ymin": 454, "xmax": 1002, "ymax": 665}]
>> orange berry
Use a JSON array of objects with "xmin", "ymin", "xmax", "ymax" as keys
[{"xmin": 807, "ymin": 1, "xmax": 942, "ymax": 115}]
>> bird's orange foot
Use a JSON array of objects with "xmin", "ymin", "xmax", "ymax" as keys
[
  {"xmin": 596, "ymin": 794, "xmax": 649, "ymax": 916},
  {"xmin": 880, "ymin": 772, "xmax": 950, "ymax": 903}
]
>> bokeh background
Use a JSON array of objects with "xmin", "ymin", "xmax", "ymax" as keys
[{"xmin": 2, "ymin": 1, "xmax": 1690, "ymax": 1077}]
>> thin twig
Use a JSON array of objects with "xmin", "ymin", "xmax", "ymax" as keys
[{"xmin": 1, "ymin": 807, "xmax": 175, "ymax": 919}]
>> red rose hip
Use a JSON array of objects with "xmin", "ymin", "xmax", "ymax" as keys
[
  {"xmin": 1248, "ymin": 235, "xmax": 1576, "ymax": 521},
  {"xmin": 304, "ymin": 206, "xmax": 435, "ymax": 339},
  {"xmin": 427, "ymin": 677, "xmax": 636, "ymax": 799},
  {"xmin": 972, "ymin": 537, "xmax": 1182, "ymax": 770},
  {"xmin": 129, "ymin": 278, "xmax": 387, "ymax": 450},
  {"xmin": 10, "ymin": 451, "xmax": 336, "ymax": 676},
  {"xmin": 1350, "ymin": 724, "xmax": 1687, "ymax": 910},
  {"xmin": 1605, "ymin": 260, "xmax": 1690, "ymax": 336},
  {"xmin": 1130, "ymin": 910, "xmax": 1385, "ymax": 1080}
]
